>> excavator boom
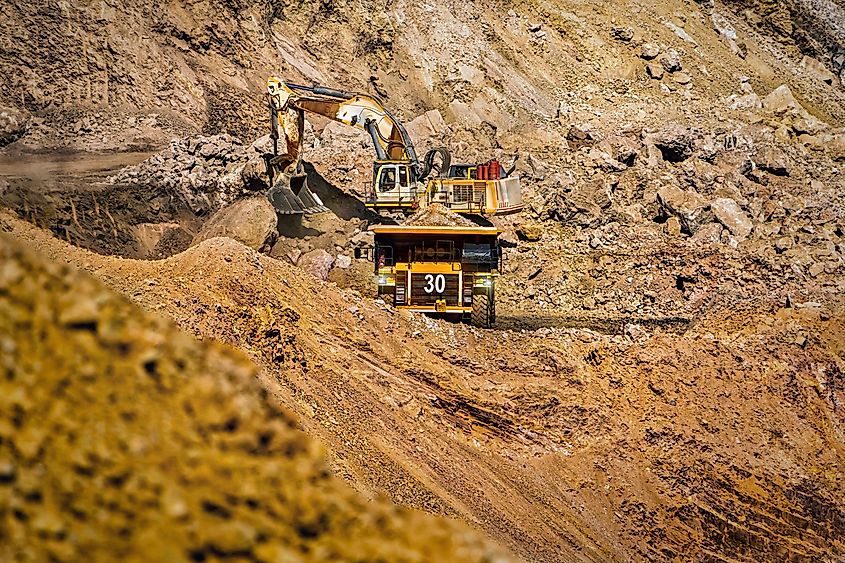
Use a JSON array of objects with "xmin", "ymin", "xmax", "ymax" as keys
[{"xmin": 268, "ymin": 79, "xmax": 421, "ymax": 170}]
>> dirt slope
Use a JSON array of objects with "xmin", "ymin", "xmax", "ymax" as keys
[
  {"xmin": 2, "ymin": 0, "xmax": 844, "ymax": 154},
  {"xmin": 4, "ymin": 211, "xmax": 843, "ymax": 561},
  {"xmin": 0, "ymin": 229, "xmax": 507, "ymax": 562},
  {"xmin": 3, "ymin": 0, "xmax": 845, "ymax": 561}
]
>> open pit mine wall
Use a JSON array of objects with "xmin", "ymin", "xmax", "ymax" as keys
[{"xmin": 2, "ymin": 0, "xmax": 844, "ymax": 130}]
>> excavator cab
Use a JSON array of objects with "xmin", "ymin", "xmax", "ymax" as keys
[{"xmin": 370, "ymin": 161, "xmax": 425, "ymax": 210}]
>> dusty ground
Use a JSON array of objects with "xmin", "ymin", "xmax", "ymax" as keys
[
  {"xmin": 3, "ymin": 211, "xmax": 843, "ymax": 561},
  {"xmin": 0, "ymin": 230, "xmax": 506, "ymax": 562},
  {"xmin": 2, "ymin": 0, "xmax": 845, "ymax": 560}
]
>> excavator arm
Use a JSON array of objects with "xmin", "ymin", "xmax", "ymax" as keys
[{"xmin": 267, "ymin": 77, "xmax": 421, "ymax": 170}]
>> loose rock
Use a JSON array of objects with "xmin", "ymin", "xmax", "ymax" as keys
[
  {"xmin": 659, "ymin": 49, "xmax": 682, "ymax": 73},
  {"xmin": 192, "ymin": 197, "xmax": 279, "ymax": 252},
  {"xmin": 298, "ymin": 249, "xmax": 335, "ymax": 280},
  {"xmin": 711, "ymin": 198, "xmax": 753, "ymax": 239}
]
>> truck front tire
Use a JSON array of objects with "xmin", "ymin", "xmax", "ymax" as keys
[{"xmin": 471, "ymin": 293, "xmax": 494, "ymax": 328}]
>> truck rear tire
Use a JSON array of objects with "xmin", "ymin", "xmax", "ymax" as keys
[{"xmin": 471, "ymin": 293, "xmax": 493, "ymax": 328}]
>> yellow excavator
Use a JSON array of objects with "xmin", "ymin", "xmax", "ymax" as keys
[{"xmin": 264, "ymin": 77, "xmax": 523, "ymax": 216}]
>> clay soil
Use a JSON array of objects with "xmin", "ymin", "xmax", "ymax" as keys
[
  {"xmin": 2, "ymin": 0, "xmax": 845, "ymax": 560},
  {"xmin": 3, "ymin": 211, "xmax": 843, "ymax": 561}
]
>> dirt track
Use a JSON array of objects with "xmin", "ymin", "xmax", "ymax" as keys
[{"xmin": 4, "ymin": 210, "xmax": 842, "ymax": 561}]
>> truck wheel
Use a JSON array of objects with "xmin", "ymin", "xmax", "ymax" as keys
[{"xmin": 471, "ymin": 293, "xmax": 493, "ymax": 328}]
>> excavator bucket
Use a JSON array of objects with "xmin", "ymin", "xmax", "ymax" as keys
[{"xmin": 267, "ymin": 173, "xmax": 329, "ymax": 215}]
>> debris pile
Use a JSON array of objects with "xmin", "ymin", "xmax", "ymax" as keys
[
  {"xmin": 110, "ymin": 134, "xmax": 267, "ymax": 214},
  {"xmin": 0, "ymin": 233, "xmax": 505, "ymax": 563},
  {"xmin": 403, "ymin": 203, "xmax": 478, "ymax": 227}
]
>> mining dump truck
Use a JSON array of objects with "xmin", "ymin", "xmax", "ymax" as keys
[{"xmin": 362, "ymin": 225, "xmax": 501, "ymax": 328}]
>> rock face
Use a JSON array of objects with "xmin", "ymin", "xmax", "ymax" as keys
[
  {"xmin": 711, "ymin": 198, "xmax": 752, "ymax": 239},
  {"xmin": 657, "ymin": 185, "xmax": 712, "ymax": 233},
  {"xmin": 298, "ymin": 248, "xmax": 335, "ymax": 280},
  {"xmin": 0, "ymin": 234, "xmax": 501, "ymax": 563},
  {"xmin": 191, "ymin": 196, "xmax": 279, "ymax": 252},
  {"xmin": 110, "ymin": 134, "xmax": 265, "ymax": 214},
  {"xmin": 405, "ymin": 109, "xmax": 450, "ymax": 141}
]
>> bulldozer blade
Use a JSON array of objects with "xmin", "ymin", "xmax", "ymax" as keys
[{"xmin": 267, "ymin": 173, "xmax": 329, "ymax": 215}]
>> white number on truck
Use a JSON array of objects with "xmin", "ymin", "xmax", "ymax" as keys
[{"xmin": 423, "ymin": 274, "xmax": 446, "ymax": 294}]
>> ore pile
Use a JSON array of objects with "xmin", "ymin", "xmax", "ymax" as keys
[
  {"xmin": 109, "ymin": 134, "xmax": 268, "ymax": 215},
  {"xmin": 0, "ymin": 234, "xmax": 505, "ymax": 563},
  {"xmin": 403, "ymin": 203, "xmax": 478, "ymax": 227}
]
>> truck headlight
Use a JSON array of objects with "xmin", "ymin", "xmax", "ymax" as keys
[
  {"xmin": 474, "ymin": 277, "xmax": 493, "ymax": 287},
  {"xmin": 377, "ymin": 275, "xmax": 395, "ymax": 286}
]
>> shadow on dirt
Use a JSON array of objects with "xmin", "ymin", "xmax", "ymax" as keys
[
  {"xmin": 493, "ymin": 314, "xmax": 691, "ymax": 335},
  {"xmin": 303, "ymin": 162, "xmax": 394, "ymax": 224}
]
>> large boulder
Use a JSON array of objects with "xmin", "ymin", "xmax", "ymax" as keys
[
  {"xmin": 191, "ymin": 196, "xmax": 278, "ymax": 251},
  {"xmin": 547, "ymin": 179, "xmax": 613, "ymax": 228},
  {"xmin": 405, "ymin": 109, "xmax": 449, "ymax": 141},
  {"xmin": 298, "ymin": 249, "xmax": 335, "ymax": 281},
  {"xmin": 516, "ymin": 223, "xmax": 544, "ymax": 242},
  {"xmin": 711, "ymin": 198, "xmax": 753, "ymax": 239},
  {"xmin": 800, "ymin": 56, "xmax": 836, "ymax": 85},
  {"xmin": 646, "ymin": 124, "xmax": 696, "ymax": 162},
  {"xmin": 596, "ymin": 136, "xmax": 640, "ymax": 167},
  {"xmin": 753, "ymin": 146, "xmax": 790, "ymax": 176},
  {"xmin": 656, "ymin": 185, "xmax": 712, "ymax": 233},
  {"xmin": 0, "ymin": 105, "xmax": 30, "ymax": 147},
  {"xmin": 762, "ymin": 85, "xmax": 808, "ymax": 117}
]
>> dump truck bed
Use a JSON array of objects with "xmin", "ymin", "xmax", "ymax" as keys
[{"xmin": 371, "ymin": 225, "xmax": 501, "ymax": 236}]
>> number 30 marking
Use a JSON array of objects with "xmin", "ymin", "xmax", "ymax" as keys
[{"xmin": 423, "ymin": 274, "xmax": 446, "ymax": 294}]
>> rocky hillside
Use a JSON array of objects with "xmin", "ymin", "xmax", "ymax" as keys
[
  {"xmin": 2, "ymin": 0, "xmax": 845, "ymax": 561},
  {"xmin": 2, "ymin": 0, "xmax": 844, "ymax": 153}
]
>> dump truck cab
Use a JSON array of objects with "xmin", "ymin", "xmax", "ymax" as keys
[{"xmin": 369, "ymin": 225, "xmax": 501, "ymax": 328}]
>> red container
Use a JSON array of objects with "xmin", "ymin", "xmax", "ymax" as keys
[{"xmin": 488, "ymin": 160, "xmax": 500, "ymax": 180}]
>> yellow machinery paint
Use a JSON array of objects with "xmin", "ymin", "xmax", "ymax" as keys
[
  {"xmin": 366, "ymin": 225, "xmax": 501, "ymax": 327},
  {"xmin": 267, "ymin": 77, "xmax": 523, "ymax": 216}
]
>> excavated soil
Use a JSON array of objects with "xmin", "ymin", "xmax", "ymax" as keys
[
  {"xmin": 0, "ymin": 231, "xmax": 506, "ymax": 562},
  {"xmin": 3, "ymin": 211, "xmax": 843, "ymax": 562},
  {"xmin": 0, "ymin": 153, "xmax": 198, "ymax": 258},
  {"xmin": 3, "ymin": 0, "xmax": 845, "ymax": 560}
]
